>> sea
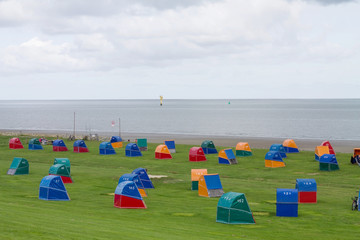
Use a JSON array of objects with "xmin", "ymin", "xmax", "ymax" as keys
[{"xmin": 0, "ymin": 99, "xmax": 359, "ymax": 140}]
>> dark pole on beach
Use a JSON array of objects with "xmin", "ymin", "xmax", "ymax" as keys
[
  {"xmin": 119, "ymin": 117, "xmax": 121, "ymax": 137},
  {"xmin": 73, "ymin": 112, "xmax": 76, "ymax": 139}
]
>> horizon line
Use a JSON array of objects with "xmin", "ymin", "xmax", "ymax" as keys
[{"xmin": 0, "ymin": 97, "xmax": 359, "ymax": 101}]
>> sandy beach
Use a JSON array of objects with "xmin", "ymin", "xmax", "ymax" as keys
[{"xmin": 1, "ymin": 129, "xmax": 358, "ymax": 153}]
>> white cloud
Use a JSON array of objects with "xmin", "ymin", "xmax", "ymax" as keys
[
  {"xmin": 1, "ymin": 38, "xmax": 94, "ymax": 73},
  {"xmin": 0, "ymin": 0, "xmax": 33, "ymax": 26},
  {"xmin": 0, "ymin": 0, "xmax": 359, "ymax": 99},
  {"xmin": 75, "ymin": 34, "xmax": 115, "ymax": 53},
  {"xmin": 0, "ymin": 0, "xmax": 308, "ymax": 73},
  {"xmin": 0, "ymin": 0, "xmax": 356, "ymax": 70}
]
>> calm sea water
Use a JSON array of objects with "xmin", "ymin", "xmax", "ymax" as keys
[{"xmin": 0, "ymin": 99, "xmax": 359, "ymax": 140}]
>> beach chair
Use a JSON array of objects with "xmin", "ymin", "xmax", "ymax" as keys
[{"xmin": 350, "ymin": 148, "xmax": 360, "ymax": 166}]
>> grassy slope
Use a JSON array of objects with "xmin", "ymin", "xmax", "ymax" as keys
[{"xmin": 0, "ymin": 135, "xmax": 360, "ymax": 240}]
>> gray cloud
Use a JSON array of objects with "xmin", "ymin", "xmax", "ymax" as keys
[
  {"xmin": 0, "ymin": 0, "xmax": 359, "ymax": 100},
  {"xmin": 39, "ymin": 0, "xmax": 223, "ymax": 17},
  {"xmin": 0, "ymin": 0, "xmax": 222, "ymax": 30},
  {"xmin": 0, "ymin": 0, "xmax": 358, "ymax": 87},
  {"xmin": 124, "ymin": 0, "xmax": 223, "ymax": 10},
  {"xmin": 293, "ymin": 0, "xmax": 357, "ymax": 5}
]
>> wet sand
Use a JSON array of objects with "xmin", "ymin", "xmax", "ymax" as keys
[{"xmin": 1, "ymin": 129, "xmax": 358, "ymax": 153}]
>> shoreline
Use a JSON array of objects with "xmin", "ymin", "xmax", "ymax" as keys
[{"xmin": 1, "ymin": 129, "xmax": 358, "ymax": 153}]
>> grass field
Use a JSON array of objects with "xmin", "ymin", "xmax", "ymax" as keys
[{"xmin": 1, "ymin": 135, "xmax": 360, "ymax": 239}]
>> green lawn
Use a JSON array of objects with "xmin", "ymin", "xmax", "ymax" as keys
[{"xmin": 1, "ymin": 135, "xmax": 360, "ymax": 239}]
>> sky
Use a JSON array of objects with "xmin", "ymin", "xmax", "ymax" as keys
[{"xmin": 0, "ymin": 0, "xmax": 359, "ymax": 100}]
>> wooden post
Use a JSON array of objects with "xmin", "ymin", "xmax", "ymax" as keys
[{"xmin": 73, "ymin": 112, "xmax": 76, "ymax": 139}]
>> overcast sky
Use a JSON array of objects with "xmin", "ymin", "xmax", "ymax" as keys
[{"xmin": 0, "ymin": 0, "xmax": 359, "ymax": 100}]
